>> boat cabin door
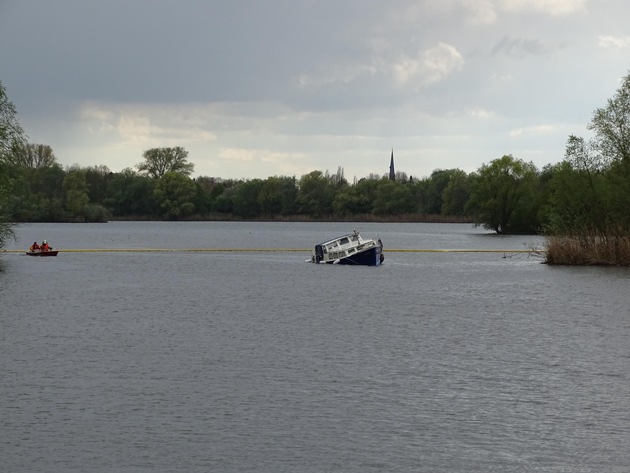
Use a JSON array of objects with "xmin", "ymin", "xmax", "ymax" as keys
[{"xmin": 314, "ymin": 245, "xmax": 324, "ymax": 263}]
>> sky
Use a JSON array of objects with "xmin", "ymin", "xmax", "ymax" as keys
[{"xmin": 1, "ymin": 0, "xmax": 629, "ymax": 181}]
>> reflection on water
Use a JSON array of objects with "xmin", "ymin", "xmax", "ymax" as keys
[{"xmin": 1, "ymin": 222, "xmax": 629, "ymax": 473}]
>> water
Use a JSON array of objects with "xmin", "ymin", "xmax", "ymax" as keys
[{"xmin": 1, "ymin": 222, "xmax": 629, "ymax": 472}]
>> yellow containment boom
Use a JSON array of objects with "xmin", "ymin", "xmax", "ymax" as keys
[{"xmin": 3, "ymin": 248, "xmax": 539, "ymax": 254}]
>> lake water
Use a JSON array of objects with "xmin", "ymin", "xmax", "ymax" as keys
[{"xmin": 1, "ymin": 222, "xmax": 629, "ymax": 472}]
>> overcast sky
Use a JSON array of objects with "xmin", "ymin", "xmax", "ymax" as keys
[{"xmin": 1, "ymin": 0, "xmax": 629, "ymax": 180}]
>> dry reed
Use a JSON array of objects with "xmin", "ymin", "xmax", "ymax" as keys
[{"xmin": 545, "ymin": 234, "xmax": 630, "ymax": 266}]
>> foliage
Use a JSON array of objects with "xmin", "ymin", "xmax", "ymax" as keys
[
  {"xmin": 0, "ymin": 160, "xmax": 492, "ymax": 224},
  {"xmin": 153, "ymin": 172, "xmax": 197, "ymax": 219},
  {"xmin": 257, "ymin": 176, "xmax": 298, "ymax": 217},
  {"xmin": 106, "ymin": 168, "xmax": 158, "ymax": 217},
  {"xmin": 297, "ymin": 171, "xmax": 340, "ymax": 217},
  {"xmin": 466, "ymin": 155, "xmax": 539, "ymax": 234},
  {"xmin": 0, "ymin": 81, "xmax": 26, "ymax": 160},
  {"xmin": 84, "ymin": 165, "xmax": 112, "ymax": 205},
  {"xmin": 541, "ymin": 70, "xmax": 630, "ymax": 264},
  {"xmin": 333, "ymin": 177, "xmax": 379, "ymax": 216},
  {"xmin": 0, "ymin": 82, "xmax": 26, "ymax": 248},
  {"xmin": 0, "ymin": 161, "xmax": 15, "ymax": 246},
  {"xmin": 423, "ymin": 169, "xmax": 459, "ymax": 215},
  {"xmin": 63, "ymin": 169, "xmax": 90, "ymax": 220},
  {"xmin": 589, "ymin": 72, "xmax": 630, "ymax": 165},
  {"xmin": 8, "ymin": 163, "xmax": 66, "ymax": 221},
  {"xmin": 7, "ymin": 143, "xmax": 57, "ymax": 168},
  {"xmin": 372, "ymin": 180, "xmax": 415, "ymax": 215},
  {"xmin": 233, "ymin": 179, "xmax": 264, "ymax": 218},
  {"xmin": 441, "ymin": 169, "xmax": 471, "ymax": 216},
  {"xmin": 137, "ymin": 147, "xmax": 194, "ymax": 179},
  {"xmin": 545, "ymin": 70, "xmax": 630, "ymax": 238}
]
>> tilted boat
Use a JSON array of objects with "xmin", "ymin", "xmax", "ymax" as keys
[
  {"xmin": 310, "ymin": 230, "xmax": 383, "ymax": 266},
  {"xmin": 26, "ymin": 249, "xmax": 58, "ymax": 257}
]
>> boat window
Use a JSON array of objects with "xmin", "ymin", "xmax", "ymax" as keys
[{"xmin": 339, "ymin": 237, "xmax": 349, "ymax": 245}]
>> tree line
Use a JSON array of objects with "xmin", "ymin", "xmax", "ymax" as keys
[
  {"xmin": 0, "ymin": 146, "xmax": 544, "ymax": 231},
  {"xmin": 2, "ymin": 71, "xmax": 630, "ymax": 264}
]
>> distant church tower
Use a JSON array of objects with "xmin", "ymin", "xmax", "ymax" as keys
[{"xmin": 389, "ymin": 149, "xmax": 395, "ymax": 181}]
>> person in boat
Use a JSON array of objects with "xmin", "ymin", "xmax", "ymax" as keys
[
  {"xmin": 40, "ymin": 240, "xmax": 50, "ymax": 251},
  {"xmin": 29, "ymin": 241, "xmax": 40, "ymax": 252}
]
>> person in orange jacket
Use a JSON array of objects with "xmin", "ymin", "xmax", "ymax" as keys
[
  {"xmin": 40, "ymin": 240, "xmax": 50, "ymax": 251},
  {"xmin": 29, "ymin": 241, "xmax": 40, "ymax": 252}
]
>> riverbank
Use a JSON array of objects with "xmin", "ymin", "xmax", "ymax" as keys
[{"xmin": 106, "ymin": 213, "xmax": 476, "ymax": 224}]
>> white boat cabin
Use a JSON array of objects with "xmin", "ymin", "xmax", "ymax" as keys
[{"xmin": 312, "ymin": 230, "xmax": 382, "ymax": 264}]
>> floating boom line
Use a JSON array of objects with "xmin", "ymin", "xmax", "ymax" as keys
[{"xmin": 3, "ymin": 248, "xmax": 540, "ymax": 254}]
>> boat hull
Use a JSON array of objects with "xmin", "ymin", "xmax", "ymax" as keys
[
  {"xmin": 26, "ymin": 250, "xmax": 58, "ymax": 257},
  {"xmin": 336, "ymin": 245, "xmax": 382, "ymax": 266}
]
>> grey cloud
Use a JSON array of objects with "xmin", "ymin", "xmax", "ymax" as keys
[
  {"xmin": 0, "ymin": 0, "xmax": 626, "ymax": 180},
  {"xmin": 491, "ymin": 36, "xmax": 554, "ymax": 58}
]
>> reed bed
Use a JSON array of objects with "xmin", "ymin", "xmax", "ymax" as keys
[{"xmin": 545, "ymin": 234, "xmax": 630, "ymax": 266}]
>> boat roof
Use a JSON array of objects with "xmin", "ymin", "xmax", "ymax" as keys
[{"xmin": 317, "ymin": 231, "xmax": 362, "ymax": 246}]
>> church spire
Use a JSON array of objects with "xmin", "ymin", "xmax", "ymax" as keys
[{"xmin": 389, "ymin": 149, "xmax": 395, "ymax": 181}]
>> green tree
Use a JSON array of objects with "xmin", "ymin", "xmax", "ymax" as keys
[
  {"xmin": 423, "ymin": 169, "xmax": 459, "ymax": 214},
  {"xmin": 106, "ymin": 168, "xmax": 158, "ymax": 217},
  {"xmin": 214, "ymin": 191, "xmax": 235, "ymax": 214},
  {"xmin": 545, "ymin": 134, "xmax": 622, "ymax": 237},
  {"xmin": 333, "ymin": 177, "xmax": 380, "ymax": 216},
  {"xmin": 5, "ymin": 142, "xmax": 65, "ymax": 222},
  {"xmin": 258, "ymin": 176, "xmax": 285, "ymax": 217},
  {"xmin": 589, "ymin": 72, "xmax": 630, "ymax": 166},
  {"xmin": 10, "ymin": 143, "xmax": 66, "ymax": 222},
  {"xmin": 544, "ymin": 71, "xmax": 630, "ymax": 239},
  {"xmin": 193, "ymin": 176, "xmax": 221, "ymax": 215},
  {"xmin": 8, "ymin": 143, "xmax": 57, "ymax": 168},
  {"xmin": 441, "ymin": 169, "xmax": 471, "ymax": 216},
  {"xmin": 543, "ymin": 160, "xmax": 602, "ymax": 235},
  {"xmin": 277, "ymin": 176, "xmax": 299, "ymax": 215},
  {"xmin": 466, "ymin": 155, "xmax": 539, "ymax": 234},
  {"xmin": 0, "ymin": 81, "xmax": 26, "ymax": 161},
  {"xmin": 233, "ymin": 179, "xmax": 264, "ymax": 218},
  {"xmin": 372, "ymin": 180, "xmax": 415, "ymax": 215},
  {"xmin": 153, "ymin": 172, "xmax": 196, "ymax": 219},
  {"xmin": 208, "ymin": 179, "xmax": 239, "ymax": 214},
  {"xmin": 572, "ymin": 70, "xmax": 630, "ymax": 231},
  {"xmin": 253, "ymin": 175, "xmax": 299, "ymax": 217},
  {"xmin": 297, "ymin": 170, "xmax": 337, "ymax": 217},
  {"xmin": 137, "ymin": 146, "xmax": 194, "ymax": 179},
  {"xmin": 8, "ymin": 163, "xmax": 66, "ymax": 221},
  {"xmin": 0, "ymin": 161, "xmax": 15, "ymax": 246},
  {"xmin": 84, "ymin": 165, "xmax": 112, "ymax": 205},
  {"xmin": 63, "ymin": 169, "xmax": 90, "ymax": 220},
  {"xmin": 0, "ymin": 81, "xmax": 26, "ymax": 247}
]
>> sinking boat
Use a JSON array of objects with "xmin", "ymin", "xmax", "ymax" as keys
[{"xmin": 310, "ymin": 230, "xmax": 383, "ymax": 266}]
